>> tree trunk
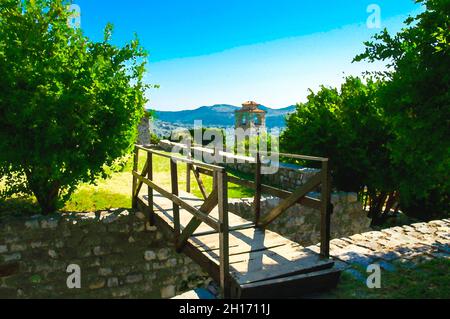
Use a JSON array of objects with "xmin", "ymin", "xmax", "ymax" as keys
[
  {"xmin": 35, "ymin": 190, "xmax": 59, "ymax": 215},
  {"xmin": 26, "ymin": 170, "xmax": 60, "ymax": 215}
]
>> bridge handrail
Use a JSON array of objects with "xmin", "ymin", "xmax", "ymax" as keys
[
  {"xmin": 131, "ymin": 144, "xmax": 231, "ymax": 297},
  {"xmin": 136, "ymin": 144, "xmax": 225, "ymax": 172},
  {"xmin": 161, "ymin": 140, "xmax": 329, "ymax": 163}
]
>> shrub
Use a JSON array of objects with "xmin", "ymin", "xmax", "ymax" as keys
[
  {"xmin": 281, "ymin": 76, "xmax": 397, "ymax": 225},
  {"xmin": 354, "ymin": 0, "xmax": 450, "ymax": 220},
  {"xmin": 0, "ymin": 0, "xmax": 153, "ymax": 214}
]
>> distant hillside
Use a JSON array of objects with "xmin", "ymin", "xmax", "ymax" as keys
[{"xmin": 152, "ymin": 104, "xmax": 296, "ymax": 128}]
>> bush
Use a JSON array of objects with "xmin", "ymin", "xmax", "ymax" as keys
[
  {"xmin": 283, "ymin": 0, "xmax": 450, "ymax": 223},
  {"xmin": 354, "ymin": 0, "xmax": 450, "ymax": 220},
  {"xmin": 281, "ymin": 77, "xmax": 397, "ymax": 225},
  {"xmin": 0, "ymin": 0, "xmax": 153, "ymax": 214}
]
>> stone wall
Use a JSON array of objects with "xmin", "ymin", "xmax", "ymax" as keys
[
  {"xmin": 0, "ymin": 209, "xmax": 209, "ymax": 299},
  {"xmin": 224, "ymin": 161, "xmax": 319, "ymax": 192},
  {"xmin": 159, "ymin": 140, "xmax": 317, "ymax": 191},
  {"xmin": 137, "ymin": 115, "xmax": 151, "ymax": 145},
  {"xmin": 228, "ymin": 194, "xmax": 371, "ymax": 247}
]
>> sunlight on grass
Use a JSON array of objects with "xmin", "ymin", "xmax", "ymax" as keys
[
  {"xmin": 1, "ymin": 150, "xmax": 254, "ymax": 213},
  {"xmin": 63, "ymin": 150, "xmax": 254, "ymax": 212}
]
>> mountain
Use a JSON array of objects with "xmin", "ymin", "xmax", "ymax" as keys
[{"xmin": 152, "ymin": 104, "xmax": 297, "ymax": 129}]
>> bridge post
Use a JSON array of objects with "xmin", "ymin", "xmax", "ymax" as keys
[
  {"xmin": 217, "ymin": 169, "xmax": 230, "ymax": 298},
  {"xmin": 171, "ymin": 159, "xmax": 180, "ymax": 242},
  {"xmin": 147, "ymin": 152, "xmax": 155, "ymax": 225},
  {"xmin": 254, "ymin": 151, "xmax": 262, "ymax": 225},
  {"xmin": 320, "ymin": 159, "xmax": 331, "ymax": 258},
  {"xmin": 132, "ymin": 146, "xmax": 139, "ymax": 210},
  {"xmin": 186, "ymin": 144, "xmax": 192, "ymax": 193}
]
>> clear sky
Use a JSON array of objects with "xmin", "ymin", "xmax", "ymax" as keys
[{"xmin": 75, "ymin": 0, "xmax": 422, "ymax": 110}]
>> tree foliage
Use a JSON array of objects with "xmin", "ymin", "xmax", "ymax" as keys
[
  {"xmin": 281, "ymin": 77, "xmax": 398, "ymax": 224},
  {"xmin": 354, "ymin": 0, "xmax": 449, "ymax": 220},
  {"xmin": 0, "ymin": 0, "xmax": 152, "ymax": 214},
  {"xmin": 282, "ymin": 0, "xmax": 449, "ymax": 223}
]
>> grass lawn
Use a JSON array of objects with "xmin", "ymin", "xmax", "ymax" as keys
[
  {"xmin": 1, "ymin": 150, "xmax": 254, "ymax": 214},
  {"xmin": 326, "ymin": 258, "xmax": 450, "ymax": 299}
]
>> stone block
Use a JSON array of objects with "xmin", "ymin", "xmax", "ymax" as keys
[
  {"xmin": 107, "ymin": 277, "xmax": 119, "ymax": 288},
  {"xmin": 161, "ymin": 285, "xmax": 176, "ymax": 298},
  {"xmin": 1, "ymin": 253, "xmax": 21, "ymax": 263},
  {"xmin": 144, "ymin": 250, "xmax": 156, "ymax": 261},
  {"xmin": 126, "ymin": 273, "xmax": 143, "ymax": 284}
]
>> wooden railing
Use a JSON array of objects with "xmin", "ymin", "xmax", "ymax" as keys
[
  {"xmin": 163, "ymin": 141, "xmax": 333, "ymax": 258},
  {"xmin": 131, "ymin": 145, "xmax": 231, "ymax": 297},
  {"xmin": 132, "ymin": 142, "xmax": 333, "ymax": 297}
]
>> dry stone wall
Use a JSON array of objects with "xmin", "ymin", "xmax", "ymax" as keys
[
  {"xmin": 0, "ymin": 209, "xmax": 209, "ymax": 299},
  {"xmin": 229, "ymin": 193, "xmax": 371, "ymax": 246}
]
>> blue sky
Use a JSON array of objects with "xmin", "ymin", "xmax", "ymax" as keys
[{"xmin": 75, "ymin": 0, "xmax": 422, "ymax": 110}]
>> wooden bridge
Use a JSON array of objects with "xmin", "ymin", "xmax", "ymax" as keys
[{"xmin": 131, "ymin": 144, "xmax": 341, "ymax": 298}]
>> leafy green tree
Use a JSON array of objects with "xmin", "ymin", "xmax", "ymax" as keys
[
  {"xmin": 354, "ymin": 0, "xmax": 450, "ymax": 219},
  {"xmin": 0, "ymin": 0, "xmax": 153, "ymax": 214},
  {"xmin": 281, "ymin": 76, "xmax": 397, "ymax": 224}
]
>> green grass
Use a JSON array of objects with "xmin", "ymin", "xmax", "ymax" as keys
[
  {"xmin": 327, "ymin": 258, "xmax": 450, "ymax": 299},
  {"xmin": 1, "ymin": 151, "xmax": 254, "ymax": 214}
]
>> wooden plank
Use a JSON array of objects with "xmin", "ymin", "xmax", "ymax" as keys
[
  {"xmin": 258, "ymin": 183, "xmax": 322, "ymax": 211},
  {"xmin": 191, "ymin": 222, "xmax": 255, "ymax": 237},
  {"xmin": 193, "ymin": 167, "xmax": 208, "ymax": 199},
  {"xmin": 186, "ymin": 145, "xmax": 192, "ymax": 193},
  {"xmin": 191, "ymin": 228, "xmax": 298, "ymax": 258},
  {"xmin": 135, "ymin": 144, "xmax": 225, "ymax": 172},
  {"xmin": 232, "ymin": 252, "xmax": 334, "ymax": 285},
  {"xmin": 132, "ymin": 146, "xmax": 139, "ymax": 209},
  {"xmin": 225, "ymin": 174, "xmax": 321, "ymax": 210},
  {"xmin": 176, "ymin": 189, "xmax": 218, "ymax": 252},
  {"xmin": 320, "ymin": 160, "xmax": 331, "ymax": 258},
  {"xmin": 134, "ymin": 160, "xmax": 149, "ymax": 198},
  {"xmin": 254, "ymin": 151, "xmax": 262, "ymax": 224},
  {"xmin": 170, "ymin": 159, "xmax": 180, "ymax": 240},
  {"xmin": 258, "ymin": 172, "xmax": 322, "ymax": 228},
  {"xmin": 238, "ymin": 268, "xmax": 341, "ymax": 299},
  {"xmin": 147, "ymin": 152, "xmax": 155, "ymax": 225},
  {"xmin": 217, "ymin": 170, "xmax": 230, "ymax": 298}
]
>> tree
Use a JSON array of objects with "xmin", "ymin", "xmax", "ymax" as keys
[
  {"xmin": 354, "ymin": 0, "xmax": 450, "ymax": 220},
  {"xmin": 0, "ymin": 0, "xmax": 153, "ymax": 214},
  {"xmin": 281, "ymin": 77, "xmax": 398, "ymax": 225}
]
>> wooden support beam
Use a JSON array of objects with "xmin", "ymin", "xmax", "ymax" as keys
[
  {"xmin": 147, "ymin": 152, "xmax": 155, "ymax": 225},
  {"xmin": 257, "ymin": 172, "xmax": 322, "ymax": 228},
  {"xmin": 193, "ymin": 167, "xmax": 208, "ymax": 199},
  {"xmin": 132, "ymin": 172, "xmax": 221, "ymax": 231},
  {"xmin": 320, "ymin": 160, "xmax": 332, "ymax": 259},
  {"xmin": 176, "ymin": 189, "xmax": 218, "ymax": 252},
  {"xmin": 191, "ymin": 222, "xmax": 255, "ymax": 238},
  {"xmin": 131, "ymin": 146, "xmax": 139, "ymax": 209},
  {"xmin": 171, "ymin": 159, "xmax": 180, "ymax": 241},
  {"xmin": 254, "ymin": 151, "xmax": 262, "ymax": 225},
  {"xmin": 133, "ymin": 160, "xmax": 148, "ymax": 198},
  {"xmin": 135, "ymin": 144, "xmax": 224, "ymax": 172},
  {"xmin": 186, "ymin": 145, "xmax": 192, "ymax": 193},
  {"xmin": 217, "ymin": 170, "xmax": 230, "ymax": 298},
  {"xmin": 197, "ymin": 167, "xmax": 321, "ymax": 210}
]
